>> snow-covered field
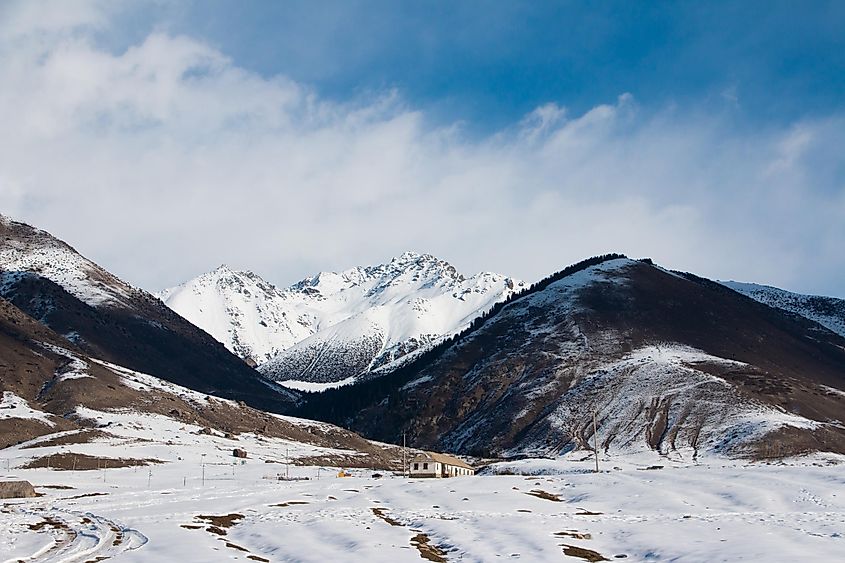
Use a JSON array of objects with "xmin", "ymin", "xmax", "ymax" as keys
[{"xmin": 2, "ymin": 427, "xmax": 843, "ymax": 563}]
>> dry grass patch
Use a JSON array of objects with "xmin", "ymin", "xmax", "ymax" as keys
[
  {"xmin": 22, "ymin": 453, "xmax": 162, "ymax": 471},
  {"xmin": 21, "ymin": 430, "xmax": 109, "ymax": 449}
]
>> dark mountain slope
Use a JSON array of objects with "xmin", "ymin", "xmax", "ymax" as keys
[
  {"xmin": 722, "ymin": 280, "xmax": 845, "ymax": 338},
  {"xmin": 300, "ymin": 257, "xmax": 845, "ymax": 460},
  {"xmin": 0, "ymin": 215, "xmax": 297, "ymax": 412}
]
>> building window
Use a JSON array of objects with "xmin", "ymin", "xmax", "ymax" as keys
[
  {"xmin": 413, "ymin": 463, "xmax": 418, "ymax": 470},
  {"xmin": 423, "ymin": 463, "xmax": 428, "ymax": 470}
]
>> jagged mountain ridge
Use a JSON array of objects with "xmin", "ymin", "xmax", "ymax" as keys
[
  {"xmin": 722, "ymin": 281, "xmax": 845, "ymax": 338},
  {"xmin": 158, "ymin": 252, "xmax": 525, "ymax": 389},
  {"xmin": 0, "ymin": 215, "xmax": 297, "ymax": 412},
  {"xmin": 299, "ymin": 256, "xmax": 845, "ymax": 460}
]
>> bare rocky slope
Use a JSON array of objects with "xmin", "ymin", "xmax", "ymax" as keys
[
  {"xmin": 299, "ymin": 256, "xmax": 845, "ymax": 460},
  {"xmin": 0, "ymin": 215, "xmax": 297, "ymax": 413},
  {"xmin": 0, "ymin": 295, "xmax": 401, "ymax": 468}
]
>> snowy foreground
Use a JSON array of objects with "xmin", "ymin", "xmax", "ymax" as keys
[{"xmin": 2, "ymin": 430, "xmax": 844, "ymax": 563}]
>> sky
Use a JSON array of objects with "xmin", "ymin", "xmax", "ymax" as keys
[{"xmin": 0, "ymin": 0, "xmax": 843, "ymax": 296}]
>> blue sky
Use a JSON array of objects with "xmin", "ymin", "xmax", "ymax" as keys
[
  {"xmin": 0, "ymin": 1, "xmax": 843, "ymax": 296},
  {"xmin": 154, "ymin": 1, "xmax": 845, "ymax": 132}
]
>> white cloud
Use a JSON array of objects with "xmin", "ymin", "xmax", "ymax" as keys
[
  {"xmin": 0, "ymin": 2, "xmax": 843, "ymax": 297},
  {"xmin": 0, "ymin": 0, "xmax": 108, "ymax": 40}
]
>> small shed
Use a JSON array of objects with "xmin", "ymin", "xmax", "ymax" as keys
[{"xmin": 409, "ymin": 452, "xmax": 474, "ymax": 478}]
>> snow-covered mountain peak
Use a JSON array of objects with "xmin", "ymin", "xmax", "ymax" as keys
[
  {"xmin": 289, "ymin": 252, "xmax": 467, "ymax": 298},
  {"xmin": 384, "ymin": 251, "xmax": 465, "ymax": 282},
  {"xmin": 721, "ymin": 280, "xmax": 845, "ymax": 338},
  {"xmin": 0, "ymin": 214, "xmax": 138, "ymax": 308},
  {"xmin": 160, "ymin": 253, "xmax": 526, "ymax": 379}
]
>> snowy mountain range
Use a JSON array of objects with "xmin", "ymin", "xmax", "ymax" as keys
[
  {"xmin": 721, "ymin": 281, "xmax": 845, "ymax": 338},
  {"xmin": 3, "ymin": 212, "xmax": 844, "ymax": 462},
  {"xmin": 158, "ymin": 252, "xmax": 525, "ymax": 389},
  {"xmin": 302, "ymin": 256, "xmax": 845, "ymax": 459}
]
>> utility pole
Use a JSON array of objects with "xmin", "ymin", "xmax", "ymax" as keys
[
  {"xmin": 285, "ymin": 448, "xmax": 290, "ymax": 480},
  {"xmin": 593, "ymin": 409, "xmax": 600, "ymax": 473},
  {"xmin": 403, "ymin": 432, "xmax": 407, "ymax": 478}
]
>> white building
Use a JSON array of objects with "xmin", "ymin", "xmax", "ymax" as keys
[{"xmin": 409, "ymin": 452, "xmax": 474, "ymax": 478}]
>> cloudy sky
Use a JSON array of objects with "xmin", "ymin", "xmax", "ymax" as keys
[{"xmin": 1, "ymin": 0, "xmax": 843, "ymax": 296}]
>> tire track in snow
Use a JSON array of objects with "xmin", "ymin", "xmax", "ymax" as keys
[{"xmin": 2, "ymin": 506, "xmax": 147, "ymax": 562}]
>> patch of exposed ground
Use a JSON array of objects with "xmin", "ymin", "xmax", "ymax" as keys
[
  {"xmin": 556, "ymin": 530, "xmax": 592, "ymax": 540},
  {"xmin": 63, "ymin": 492, "xmax": 108, "ymax": 501},
  {"xmin": 371, "ymin": 507, "xmax": 402, "ymax": 526},
  {"xmin": 411, "ymin": 533, "xmax": 448, "ymax": 562},
  {"xmin": 748, "ymin": 424, "xmax": 845, "ymax": 460},
  {"xmin": 28, "ymin": 516, "xmax": 69, "ymax": 532},
  {"xmin": 22, "ymin": 452, "xmax": 162, "ymax": 470},
  {"xmin": 561, "ymin": 544, "xmax": 609, "ymax": 561},
  {"xmin": 224, "ymin": 541, "xmax": 248, "ymax": 552},
  {"xmin": 525, "ymin": 489, "xmax": 562, "ymax": 501},
  {"xmin": 195, "ymin": 513, "xmax": 244, "ymax": 533},
  {"xmin": 196, "ymin": 514, "xmax": 244, "ymax": 528},
  {"xmin": 294, "ymin": 452, "xmax": 400, "ymax": 470},
  {"xmin": 270, "ymin": 501, "xmax": 309, "ymax": 507},
  {"xmin": 0, "ymin": 417, "xmax": 74, "ymax": 449},
  {"xmin": 182, "ymin": 514, "xmax": 270, "ymax": 561},
  {"xmin": 22, "ymin": 429, "xmax": 110, "ymax": 449}
]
